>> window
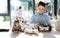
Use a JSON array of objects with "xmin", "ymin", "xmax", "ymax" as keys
[
  {"xmin": 0, "ymin": 16, "xmax": 10, "ymax": 29},
  {"xmin": 0, "ymin": 0, "xmax": 10, "ymax": 16},
  {"xmin": 0, "ymin": 0, "xmax": 10, "ymax": 30}
]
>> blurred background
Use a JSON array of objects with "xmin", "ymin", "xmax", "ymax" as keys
[
  {"xmin": 0, "ymin": 0, "xmax": 60, "ymax": 38},
  {"xmin": 0, "ymin": 0, "xmax": 59, "ymax": 30}
]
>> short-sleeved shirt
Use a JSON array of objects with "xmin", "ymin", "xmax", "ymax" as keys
[{"xmin": 30, "ymin": 13, "xmax": 51, "ymax": 25}]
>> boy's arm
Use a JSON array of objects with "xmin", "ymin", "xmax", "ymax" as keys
[
  {"xmin": 46, "ymin": 16, "xmax": 51, "ymax": 26},
  {"xmin": 30, "ymin": 15, "xmax": 35, "ymax": 24}
]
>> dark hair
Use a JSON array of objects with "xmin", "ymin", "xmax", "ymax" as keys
[
  {"xmin": 19, "ymin": 6, "xmax": 22, "ymax": 9},
  {"xmin": 38, "ymin": 1, "xmax": 45, "ymax": 7}
]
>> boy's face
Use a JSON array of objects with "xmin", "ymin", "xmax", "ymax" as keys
[
  {"xmin": 19, "ymin": 7, "xmax": 24, "ymax": 12},
  {"xmin": 19, "ymin": 9, "xmax": 22, "ymax": 12},
  {"xmin": 38, "ymin": 5, "xmax": 45, "ymax": 14}
]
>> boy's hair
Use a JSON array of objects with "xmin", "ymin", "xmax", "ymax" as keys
[
  {"xmin": 38, "ymin": 1, "xmax": 45, "ymax": 7},
  {"xmin": 19, "ymin": 6, "xmax": 22, "ymax": 9}
]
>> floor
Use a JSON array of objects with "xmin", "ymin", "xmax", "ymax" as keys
[{"xmin": 0, "ymin": 26, "xmax": 60, "ymax": 38}]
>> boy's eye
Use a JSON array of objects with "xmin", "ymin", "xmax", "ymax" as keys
[{"xmin": 39, "ymin": 8, "xmax": 44, "ymax": 10}]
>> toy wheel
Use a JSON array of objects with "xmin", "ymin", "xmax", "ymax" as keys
[{"xmin": 49, "ymin": 26, "xmax": 52, "ymax": 31}]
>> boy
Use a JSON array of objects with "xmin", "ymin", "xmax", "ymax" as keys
[
  {"xmin": 31, "ymin": 1, "xmax": 51, "ymax": 27},
  {"xmin": 30, "ymin": 1, "xmax": 52, "ymax": 31}
]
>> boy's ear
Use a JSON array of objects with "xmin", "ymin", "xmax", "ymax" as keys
[
  {"xmin": 44, "ymin": 7, "xmax": 47, "ymax": 12},
  {"xmin": 37, "ymin": 7, "xmax": 39, "ymax": 12}
]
